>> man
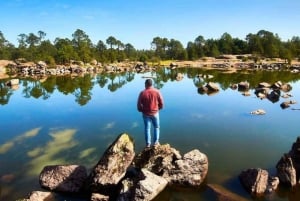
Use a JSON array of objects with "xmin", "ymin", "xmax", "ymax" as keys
[{"xmin": 137, "ymin": 79, "xmax": 164, "ymax": 147}]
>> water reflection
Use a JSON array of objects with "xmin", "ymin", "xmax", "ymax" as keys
[
  {"xmin": 1, "ymin": 68, "xmax": 300, "ymax": 106},
  {"xmin": 1, "ymin": 67, "xmax": 300, "ymax": 200},
  {"xmin": 25, "ymin": 128, "xmax": 78, "ymax": 176},
  {"xmin": 0, "ymin": 127, "xmax": 41, "ymax": 154}
]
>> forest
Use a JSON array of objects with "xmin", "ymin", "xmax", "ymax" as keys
[{"xmin": 0, "ymin": 29, "xmax": 300, "ymax": 66}]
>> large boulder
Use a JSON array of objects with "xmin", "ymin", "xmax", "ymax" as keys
[
  {"xmin": 162, "ymin": 149, "xmax": 208, "ymax": 186},
  {"xmin": 89, "ymin": 133, "xmax": 135, "ymax": 194},
  {"xmin": 117, "ymin": 168, "xmax": 168, "ymax": 201},
  {"xmin": 276, "ymin": 154, "xmax": 297, "ymax": 186},
  {"xmin": 276, "ymin": 136, "xmax": 300, "ymax": 186},
  {"xmin": 289, "ymin": 137, "xmax": 300, "ymax": 175},
  {"xmin": 39, "ymin": 165, "xmax": 88, "ymax": 193},
  {"xmin": 133, "ymin": 144, "xmax": 208, "ymax": 187},
  {"xmin": 239, "ymin": 168, "xmax": 279, "ymax": 195}
]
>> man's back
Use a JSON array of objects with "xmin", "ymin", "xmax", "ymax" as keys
[{"xmin": 137, "ymin": 87, "xmax": 163, "ymax": 116}]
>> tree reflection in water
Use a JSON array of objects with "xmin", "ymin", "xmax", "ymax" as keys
[{"xmin": 1, "ymin": 67, "xmax": 300, "ymax": 106}]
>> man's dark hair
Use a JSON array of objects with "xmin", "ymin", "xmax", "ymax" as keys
[{"xmin": 145, "ymin": 79, "xmax": 152, "ymax": 87}]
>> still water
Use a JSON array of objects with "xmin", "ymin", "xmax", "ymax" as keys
[{"xmin": 1, "ymin": 67, "xmax": 300, "ymax": 201}]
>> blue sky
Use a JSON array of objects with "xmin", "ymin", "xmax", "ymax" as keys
[{"xmin": 0, "ymin": 0, "xmax": 300, "ymax": 49}]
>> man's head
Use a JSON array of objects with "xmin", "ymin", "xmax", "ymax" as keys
[{"xmin": 145, "ymin": 79, "xmax": 153, "ymax": 88}]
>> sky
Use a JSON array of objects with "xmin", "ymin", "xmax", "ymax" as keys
[{"xmin": 0, "ymin": 0, "xmax": 300, "ymax": 49}]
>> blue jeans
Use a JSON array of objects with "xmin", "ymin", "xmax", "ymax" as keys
[{"xmin": 143, "ymin": 113, "xmax": 160, "ymax": 145}]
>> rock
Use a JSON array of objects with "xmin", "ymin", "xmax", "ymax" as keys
[
  {"xmin": 281, "ymin": 83, "xmax": 292, "ymax": 92},
  {"xmin": 288, "ymin": 137, "xmax": 300, "ymax": 181},
  {"xmin": 250, "ymin": 109, "xmax": 266, "ymax": 115},
  {"xmin": 117, "ymin": 168, "xmax": 168, "ymax": 201},
  {"xmin": 91, "ymin": 193, "xmax": 110, "ymax": 201},
  {"xmin": 258, "ymin": 82, "xmax": 271, "ymax": 88},
  {"xmin": 37, "ymin": 61, "xmax": 47, "ymax": 67},
  {"xmin": 170, "ymin": 62, "xmax": 178, "ymax": 68},
  {"xmin": 5, "ymin": 78, "xmax": 19, "ymax": 86},
  {"xmin": 280, "ymin": 100, "xmax": 297, "ymax": 109},
  {"xmin": 239, "ymin": 168, "xmax": 268, "ymax": 195},
  {"xmin": 207, "ymin": 184, "xmax": 249, "ymax": 201},
  {"xmin": 238, "ymin": 81, "xmax": 250, "ymax": 91},
  {"xmin": 198, "ymin": 82, "xmax": 219, "ymax": 96},
  {"xmin": 175, "ymin": 73, "xmax": 184, "ymax": 81},
  {"xmin": 133, "ymin": 145, "xmax": 208, "ymax": 187},
  {"xmin": 198, "ymin": 86, "xmax": 209, "ymax": 94},
  {"xmin": 255, "ymin": 87, "xmax": 269, "ymax": 99},
  {"xmin": 24, "ymin": 191, "xmax": 55, "ymax": 201},
  {"xmin": 280, "ymin": 101, "xmax": 291, "ymax": 109},
  {"xmin": 242, "ymin": 91, "xmax": 251, "ymax": 96},
  {"xmin": 272, "ymin": 81, "xmax": 283, "ymax": 89},
  {"xmin": 133, "ymin": 144, "xmax": 182, "ymax": 175},
  {"xmin": 267, "ymin": 89, "xmax": 281, "ymax": 103},
  {"xmin": 281, "ymin": 93, "xmax": 293, "ymax": 98},
  {"xmin": 163, "ymin": 149, "xmax": 208, "ymax": 187},
  {"xmin": 39, "ymin": 165, "xmax": 88, "ymax": 193},
  {"xmin": 89, "ymin": 133, "xmax": 135, "ymax": 194},
  {"xmin": 266, "ymin": 177, "xmax": 280, "ymax": 193},
  {"xmin": 276, "ymin": 154, "xmax": 297, "ymax": 186},
  {"xmin": 206, "ymin": 82, "xmax": 219, "ymax": 91},
  {"xmin": 230, "ymin": 84, "xmax": 238, "ymax": 90}
]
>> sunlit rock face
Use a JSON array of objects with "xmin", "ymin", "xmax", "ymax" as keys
[
  {"xmin": 117, "ymin": 168, "xmax": 168, "ymax": 201},
  {"xmin": 89, "ymin": 133, "xmax": 135, "ymax": 194},
  {"xmin": 133, "ymin": 144, "xmax": 208, "ymax": 187}
]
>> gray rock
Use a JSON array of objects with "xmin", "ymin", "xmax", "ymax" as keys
[
  {"xmin": 162, "ymin": 149, "xmax": 208, "ymax": 187},
  {"xmin": 117, "ymin": 168, "xmax": 168, "ymax": 201},
  {"xmin": 39, "ymin": 165, "xmax": 88, "ymax": 193},
  {"xmin": 133, "ymin": 144, "xmax": 208, "ymax": 187},
  {"xmin": 133, "ymin": 144, "xmax": 182, "ymax": 175},
  {"xmin": 89, "ymin": 133, "xmax": 135, "ymax": 193}
]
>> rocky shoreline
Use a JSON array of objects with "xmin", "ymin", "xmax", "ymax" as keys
[
  {"xmin": 20, "ymin": 133, "xmax": 300, "ymax": 201},
  {"xmin": 23, "ymin": 133, "xmax": 208, "ymax": 201},
  {"xmin": 1, "ymin": 55, "xmax": 300, "ymax": 80}
]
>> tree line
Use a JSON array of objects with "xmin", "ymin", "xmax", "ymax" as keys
[{"xmin": 0, "ymin": 29, "xmax": 300, "ymax": 65}]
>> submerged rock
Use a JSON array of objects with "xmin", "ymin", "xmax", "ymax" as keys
[{"xmin": 207, "ymin": 184, "xmax": 249, "ymax": 201}]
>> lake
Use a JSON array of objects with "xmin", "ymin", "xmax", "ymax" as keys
[{"xmin": 1, "ymin": 67, "xmax": 300, "ymax": 201}]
